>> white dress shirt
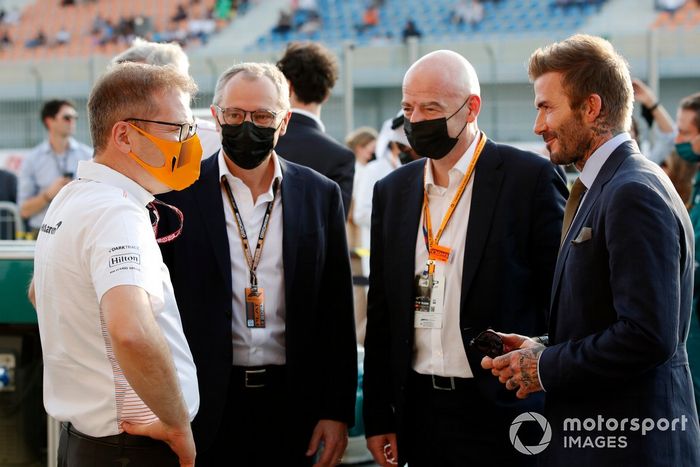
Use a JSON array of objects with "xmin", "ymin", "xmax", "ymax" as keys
[
  {"xmin": 412, "ymin": 133, "xmax": 482, "ymax": 378},
  {"xmin": 579, "ymin": 132, "xmax": 633, "ymax": 194},
  {"xmin": 218, "ymin": 150, "xmax": 286, "ymax": 366}
]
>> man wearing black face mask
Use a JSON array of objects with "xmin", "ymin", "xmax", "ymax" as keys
[
  {"xmin": 157, "ymin": 62, "xmax": 357, "ymax": 467},
  {"xmin": 362, "ymin": 50, "xmax": 567, "ymax": 467}
]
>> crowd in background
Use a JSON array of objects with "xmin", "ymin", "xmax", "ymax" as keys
[{"xmin": 0, "ymin": 0, "xmax": 253, "ymax": 54}]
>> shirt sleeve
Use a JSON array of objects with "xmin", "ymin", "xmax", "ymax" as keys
[{"xmin": 88, "ymin": 202, "xmax": 164, "ymax": 311}]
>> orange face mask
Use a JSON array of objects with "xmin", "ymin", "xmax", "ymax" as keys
[{"xmin": 127, "ymin": 123, "xmax": 203, "ymax": 191}]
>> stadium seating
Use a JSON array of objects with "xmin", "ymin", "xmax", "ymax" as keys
[
  {"xmin": 252, "ymin": 0, "xmax": 607, "ymax": 52},
  {"xmin": 0, "ymin": 0, "xmax": 220, "ymax": 61},
  {"xmin": 651, "ymin": 0, "xmax": 700, "ymax": 29}
]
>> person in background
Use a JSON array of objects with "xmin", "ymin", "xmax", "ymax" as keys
[
  {"xmin": 276, "ymin": 41, "xmax": 355, "ymax": 217},
  {"xmin": 632, "ymin": 78, "xmax": 676, "ymax": 165},
  {"xmin": 345, "ymin": 125, "xmax": 378, "ymax": 344},
  {"xmin": 17, "ymin": 99, "xmax": 92, "ymax": 236},
  {"xmin": 674, "ymin": 91, "xmax": 700, "ymax": 420},
  {"xmin": 353, "ymin": 113, "xmax": 418, "ymax": 276},
  {"xmin": 345, "ymin": 125, "xmax": 378, "ymax": 217}
]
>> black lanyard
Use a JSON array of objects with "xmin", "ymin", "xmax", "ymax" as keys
[{"xmin": 221, "ymin": 175, "xmax": 279, "ymax": 287}]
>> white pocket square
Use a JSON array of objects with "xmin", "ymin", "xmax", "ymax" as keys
[{"xmin": 571, "ymin": 227, "xmax": 592, "ymax": 244}]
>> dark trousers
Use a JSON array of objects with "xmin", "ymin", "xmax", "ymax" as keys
[
  {"xmin": 58, "ymin": 422, "xmax": 178, "ymax": 467},
  {"xmin": 403, "ymin": 372, "xmax": 536, "ymax": 467},
  {"xmin": 195, "ymin": 365, "xmax": 314, "ymax": 467}
]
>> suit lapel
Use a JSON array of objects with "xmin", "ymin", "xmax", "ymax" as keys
[
  {"xmin": 396, "ymin": 163, "xmax": 424, "ymax": 342},
  {"xmin": 460, "ymin": 140, "xmax": 504, "ymax": 315},
  {"xmin": 280, "ymin": 158, "xmax": 304, "ymax": 298},
  {"xmin": 193, "ymin": 155, "xmax": 232, "ymax": 295},
  {"xmin": 548, "ymin": 141, "xmax": 637, "ymax": 321}
]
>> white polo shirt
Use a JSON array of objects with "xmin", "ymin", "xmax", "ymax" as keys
[{"xmin": 33, "ymin": 160, "xmax": 199, "ymax": 437}]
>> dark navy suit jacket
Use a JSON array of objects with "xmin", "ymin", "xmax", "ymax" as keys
[
  {"xmin": 275, "ymin": 112, "xmax": 355, "ymax": 217},
  {"xmin": 540, "ymin": 140, "xmax": 700, "ymax": 466},
  {"xmin": 158, "ymin": 154, "xmax": 357, "ymax": 453},
  {"xmin": 362, "ymin": 139, "xmax": 567, "ymax": 465}
]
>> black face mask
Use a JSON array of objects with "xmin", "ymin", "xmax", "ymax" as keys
[
  {"xmin": 221, "ymin": 121, "xmax": 276, "ymax": 170},
  {"xmin": 403, "ymin": 98, "xmax": 469, "ymax": 160}
]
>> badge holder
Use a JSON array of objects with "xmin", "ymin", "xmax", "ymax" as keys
[
  {"xmin": 414, "ymin": 260, "xmax": 446, "ymax": 329},
  {"xmin": 245, "ymin": 273, "xmax": 265, "ymax": 328}
]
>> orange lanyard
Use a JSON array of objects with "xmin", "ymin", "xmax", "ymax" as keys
[{"xmin": 422, "ymin": 132, "xmax": 487, "ymax": 268}]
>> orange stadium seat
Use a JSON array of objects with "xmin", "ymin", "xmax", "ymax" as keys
[{"xmin": 1, "ymin": 0, "xmax": 220, "ymax": 61}]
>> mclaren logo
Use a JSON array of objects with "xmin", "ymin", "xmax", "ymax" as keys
[{"xmin": 40, "ymin": 220, "xmax": 62, "ymax": 235}]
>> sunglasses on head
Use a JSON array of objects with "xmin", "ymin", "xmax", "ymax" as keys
[{"xmin": 468, "ymin": 330, "xmax": 504, "ymax": 358}]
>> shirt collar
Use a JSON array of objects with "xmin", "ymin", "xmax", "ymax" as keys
[
  {"xmin": 424, "ymin": 131, "xmax": 482, "ymax": 190},
  {"xmin": 291, "ymin": 108, "xmax": 326, "ymax": 133},
  {"xmin": 217, "ymin": 149, "xmax": 284, "ymax": 200},
  {"xmin": 579, "ymin": 132, "xmax": 632, "ymax": 189},
  {"xmin": 76, "ymin": 160, "xmax": 154, "ymax": 207}
]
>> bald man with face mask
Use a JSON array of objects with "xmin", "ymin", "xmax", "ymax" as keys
[{"xmin": 362, "ymin": 50, "xmax": 567, "ymax": 467}]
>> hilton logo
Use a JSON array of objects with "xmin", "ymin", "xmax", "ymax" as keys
[{"xmin": 109, "ymin": 253, "xmax": 140, "ymax": 268}]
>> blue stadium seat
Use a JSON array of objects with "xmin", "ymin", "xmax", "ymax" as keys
[{"xmin": 247, "ymin": 0, "xmax": 609, "ymax": 51}]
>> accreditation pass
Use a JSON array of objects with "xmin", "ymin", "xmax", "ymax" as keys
[{"xmin": 413, "ymin": 271, "xmax": 446, "ymax": 329}]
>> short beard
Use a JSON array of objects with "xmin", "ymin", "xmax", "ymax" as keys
[{"xmin": 549, "ymin": 112, "xmax": 594, "ymax": 168}]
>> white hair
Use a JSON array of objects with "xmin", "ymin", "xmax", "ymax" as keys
[{"xmin": 111, "ymin": 38, "xmax": 190, "ymax": 75}]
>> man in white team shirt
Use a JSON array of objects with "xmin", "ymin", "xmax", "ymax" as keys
[{"xmin": 29, "ymin": 62, "xmax": 202, "ymax": 467}]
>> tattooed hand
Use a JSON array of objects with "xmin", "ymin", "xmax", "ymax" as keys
[{"xmin": 481, "ymin": 333, "xmax": 545, "ymax": 399}]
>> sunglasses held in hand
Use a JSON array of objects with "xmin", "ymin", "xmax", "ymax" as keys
[{"xmin": 469, "ymin": 330, "xmax": 505, "ymax": 358}]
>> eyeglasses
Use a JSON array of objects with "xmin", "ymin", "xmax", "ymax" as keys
[
  {"xmin": 61, "ymin": 114, "xmax": 78, "ymax": 122},
  {"xmin": 126, "ymin": 118, "xmax": 197, "ymax": 142},
  {"xmin": 468, "ymin": 330, "xmax": 504, "ymax": 358},
  {"xmin": 214, "ymin": 106, "xmax": 278, "ymax": 128}
]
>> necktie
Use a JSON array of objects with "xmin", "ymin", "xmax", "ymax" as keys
[{"xmin": 561, "ymin": 178, "xmax": 586, "ymax": 244}]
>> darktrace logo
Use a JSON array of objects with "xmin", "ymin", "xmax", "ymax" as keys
[
  {"xmin": 510, "ymin": 412, "xmax": 552, "ymax": 455},
  {"xmin": 40, "ymin": 220, "xmax": 62, "ymax": 235}
]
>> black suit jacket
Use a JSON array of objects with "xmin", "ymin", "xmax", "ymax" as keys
[
  {"xmin": 362, "ymin": 140, "xmax": 567, "ymax": 464},
  {"xmin": 540, "ymin": 141, "xmax": 700, "ymax": 466},
  {"xmin": 275, "ymin": 112, "xmax": 355, "ymax": 217},
  {"xmin": 158, "ymin": 154, "xmax": 357, "ymax": 453}
]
